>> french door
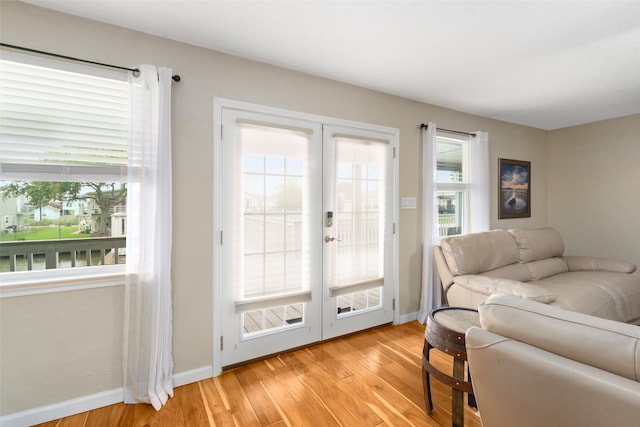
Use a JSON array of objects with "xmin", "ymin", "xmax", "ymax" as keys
[
  {"xmin": 321, "ymin": 126, "xmax": 395, "ymax": 339},
  {"xmin": 217, "ymin": 103, "xmax": 396, "ymax": 368}
]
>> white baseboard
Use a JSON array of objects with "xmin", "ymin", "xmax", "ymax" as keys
[
  {"xmin": 0, "ymin": 388, "xmax": 123, "ymax": 427},
  {"xmin": 173, "ymin": 365, "xmax": 213, "ymax": 387},
  {"xmin": 0, "ymin": 366, "xmax": 214, "ymax": 427},
  {"xmin": 397, "ymin": 311, "xmax": 419, "ymax": 325}
]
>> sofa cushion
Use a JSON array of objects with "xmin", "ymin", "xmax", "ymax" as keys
[
  {"xmin": 526, "ymin": 257, "xmax": 569, "ymax": 280},
  {"xmin": 480, "ymin": 262, "xmax": 533, "ymax": 282},
  {"xmin": 440, "ymin": 230, "xmax": 520, "ymax": 275},
  {"xmin": 539, "ymin": 271, "xmax": 640, "ymax": 323},
  {"xmin": 509, "ymin": 227, "xmax": 564, "ymax": 263},
  {"xmin": 479, "ymin": 293, "xmax": 640, "ymax": 382},
  {"xmin": 564, "ymin": 256, "xmax": 637, "ymax": 274},
  {"xmin": 454, "ymin": 275, "xmax": 556, "ymax": 303}
]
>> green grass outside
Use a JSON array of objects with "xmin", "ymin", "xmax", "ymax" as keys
[{"xmin": 1, "ymin": 226, "xmax": 90, "ymax": 241}]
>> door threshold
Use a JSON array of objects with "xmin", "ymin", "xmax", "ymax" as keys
[{"xmin": 221, "ymin": 321, "xmax": 393, "ymax": 372}]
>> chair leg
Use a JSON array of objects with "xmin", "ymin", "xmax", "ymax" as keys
[
  {"xmin": 422, "ymin": 341, "xmax": 434, "ymax": 413},
  {"xmin": 452, "ymin": 358, "xmax": 465, "ymax": 427},
  {"xmin": 467, "ymin": 365, "xmax": 477, "ymax": 408}
]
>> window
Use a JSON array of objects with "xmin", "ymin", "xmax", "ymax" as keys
[
  {"xmin": 0, "ymin": 51, "xmax": 129, "ymax": 280},
  {"xmin": 436, "ymin": 132, "xmax": 469, "ymax": 237}
]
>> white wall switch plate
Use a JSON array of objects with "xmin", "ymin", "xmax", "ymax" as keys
[{"xmin": 401, "ymin": 197, "xmax": 417, "ymax": 209}]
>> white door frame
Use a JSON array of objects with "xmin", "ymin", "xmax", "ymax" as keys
[{"xmin": 212, "ymin": 97, "xmax": 399, "ymax": 376}]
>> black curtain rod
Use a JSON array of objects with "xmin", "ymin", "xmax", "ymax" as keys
[
  {"xmin": 0, "ymin": 43, "xmax": 181, "ymax": 82},
  {"xmin": 420, "ymin": 123, "xmax": 476, "ymax": 137}
]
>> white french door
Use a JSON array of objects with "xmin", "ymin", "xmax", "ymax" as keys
[
  {"xmin": 217, "ymin": 102, "xmax": 396, "ymax": 368},
  {"xmin": 322, "ymin": 126, "xmax": 395, "ymax": 339}
]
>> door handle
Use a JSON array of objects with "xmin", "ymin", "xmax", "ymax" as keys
[{"xmin": 325, "ymin": 236, "xmax": 342, "ymax": 243}]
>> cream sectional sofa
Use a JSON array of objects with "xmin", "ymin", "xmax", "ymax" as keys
[
  {"xmin": 466, "ymin": 293, "xmax": 640, "ymax": 427},
  {"xmin": 434, "ymin": 227, "xmax": 640, "ymax": 324}
]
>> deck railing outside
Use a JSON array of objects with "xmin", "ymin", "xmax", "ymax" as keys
[
  {"xmin": 0, "ymin": 237, "xmax": 126, "ymax": 272},
  {"xmin": 438, "ymin": 214, "xmax": 460, "ymax": 237}
]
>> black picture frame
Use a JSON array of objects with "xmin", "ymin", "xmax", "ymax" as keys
[{"xmin": 498, "ymin": 158, "xmax": 531, "ymax": 219}]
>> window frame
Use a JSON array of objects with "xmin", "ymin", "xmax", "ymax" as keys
[
  {"xmin": 435, "ymin": 132, "xmax": 471, "ymax": 237},
  {"xmin": 0, "ymin": 51, "xmax": 129, "ymax": 298}
]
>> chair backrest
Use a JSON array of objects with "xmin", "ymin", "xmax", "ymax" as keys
[{"xmin": 466, "ymin": 294, "xmax": 640, "ymax": 427}]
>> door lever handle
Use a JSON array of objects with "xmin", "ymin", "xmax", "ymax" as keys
[{"xmin": 325, "ymin": 236, "xmax": 342, "ymax": 243}]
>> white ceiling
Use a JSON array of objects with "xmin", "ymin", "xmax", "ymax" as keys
[{"xmin": 20, "ymin": 0, "xmax": 640, "ymax": 130}]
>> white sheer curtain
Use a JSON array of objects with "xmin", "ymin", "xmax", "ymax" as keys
[
  {"xmin": 123, "ymin": 65, "xmax": 174, "ymax": 410},
  {"xmin": 417, "ymin": 124, "xmax": 490, "ymax": 323},
  {"xmin": 470, "ymin": 131, "xmax": 490, "ymax": 232},
  {"xmin": 417, "ymin": 123, "xmax": 439, "ymax": 323}
]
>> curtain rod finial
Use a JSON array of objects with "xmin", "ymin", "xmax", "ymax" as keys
[{"xmin": 172, "ymin": 75, "xmax": 180, "ymax": 82}]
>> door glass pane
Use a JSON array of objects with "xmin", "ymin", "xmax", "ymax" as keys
[
  {"xmin": 336, "ymin": 287, "xmax": 381, "ymax": 318},
  {"xmin": 332, "ymin": 138, "xmax": 386, "ymax": 286},
  {"xmin": 330, "ymin": 137, "xmax": 386, "ymax": 315},
  {"xmin": 238, "ymin": 123, "xmax": 311, "ymax": 300},
  {"xmin": 242, "ymin": 303, "xmax": 305, "ymax": 337}
]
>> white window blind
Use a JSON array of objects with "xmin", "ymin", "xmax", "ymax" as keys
[
  {"xmin": 236, "ymin": 120, "xmax": 315, "ymax": 302},
  {"xmin": 330, "ymin": 135, "xmax": 387, "ymax": 288},
  {"xmin": 0, "ymin": 51, "xmax": 129, "ymax": 182}
]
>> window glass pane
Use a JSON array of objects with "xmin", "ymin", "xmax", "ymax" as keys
[
  {"xmin": 437, "ymin": 190, "xmax": 466, "ymax": 237},
  {"xmin": 265, "ymin": 156, "xmax": 285, "ymax": 175},
  {"xmin": 0, "ymin": 180, "xmax": 126, "ymax": 272},
  {"xmin": 436, "ymin": 136, "xmax": 465, "ymax": 183},
  {"xmin": 264, "ymin": 175, "xmax": 285, "ymax": 213},
  {"xmin": 286, "ymin": 158, "xmax": 303, "ymax": 176},
  {"xmin": 244, "ymin": 155, "xmax": 264, "ymax": 173}
]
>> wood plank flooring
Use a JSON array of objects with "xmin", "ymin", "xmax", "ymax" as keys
[{"xmin": 35, "ymin": 321, "xmax": 482, "ymax": 427}]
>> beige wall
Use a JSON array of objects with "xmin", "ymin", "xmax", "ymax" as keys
[
  {"xmin": 548, "ymin": 114, "xmax": 640, "ymax": 267},
  {"xmin": 0, "ymin": 0, "xmax": 568, "ymax": 416},
  {"xmin": 0, "ymin": 287, "xmax": 125, "ymax": 412}
]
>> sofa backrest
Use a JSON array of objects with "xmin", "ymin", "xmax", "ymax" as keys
[
  {"xmin": 437, "ymin": 227, "xmax": 568, "ymax": 281},
  {"xmin": 508, "ymin": 227, "xmax": 565, "ymax": 262},
  {"xmin": 440, "ymin": 230, "xmax": 519, "ymax": 275}
]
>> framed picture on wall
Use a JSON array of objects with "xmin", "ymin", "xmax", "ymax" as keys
[{"xmin": 498, "ymin": 158, "xmax": 531, "ymax": 219}]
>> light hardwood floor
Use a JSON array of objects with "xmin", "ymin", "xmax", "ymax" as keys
[{"xmin": 35, "ymin": 321, "xmax": 482, "ymax": 427}]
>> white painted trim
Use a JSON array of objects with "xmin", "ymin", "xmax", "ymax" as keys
[
  {"xmin": 0, "ymin": 265, "xmax": 126, "ymax": 298},
  {"xmin": 0, "ymin": 366, "xmax": 214, "ymax": 427},
  {"xmin": 212, "ymin": 97, "xmax": 224, "ymax": 377},
  {"xmin": 213, "ymin": 97, "xmax": 399, "ymax": 137},
  {"xmin": 173, "ymin": 365, "xmax": 214, "ymax": 387},
  {"xmin": 0, "ymin": 388, "xmax": 123, "ymax": 427},
  {"xmin": 212, "ymin": 97, "xmax": 401, "ymax": 371},
  {"xmin": 392, "ymin": 130, "xmax": 401, "ymax": 326},
  {"xmin": 397, "ymin": 311, "xmax": 419, "ymax": 325}
]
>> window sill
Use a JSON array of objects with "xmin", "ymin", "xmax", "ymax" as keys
[{"xmin": 0, "ymin": 265, "xmax": 126, "ymax": 298}]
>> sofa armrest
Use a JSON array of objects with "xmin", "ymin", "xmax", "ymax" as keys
[
  {"xmin": 434, "ymin": 245, "xmax": 455, "ymax": 291},
  {"xmin": 453, "ymin": 275, "xmax": 556, "ymax": 303},
  {"xmin": 563, "ymin": 256, "xmax": 637, "ymax": 274}
]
